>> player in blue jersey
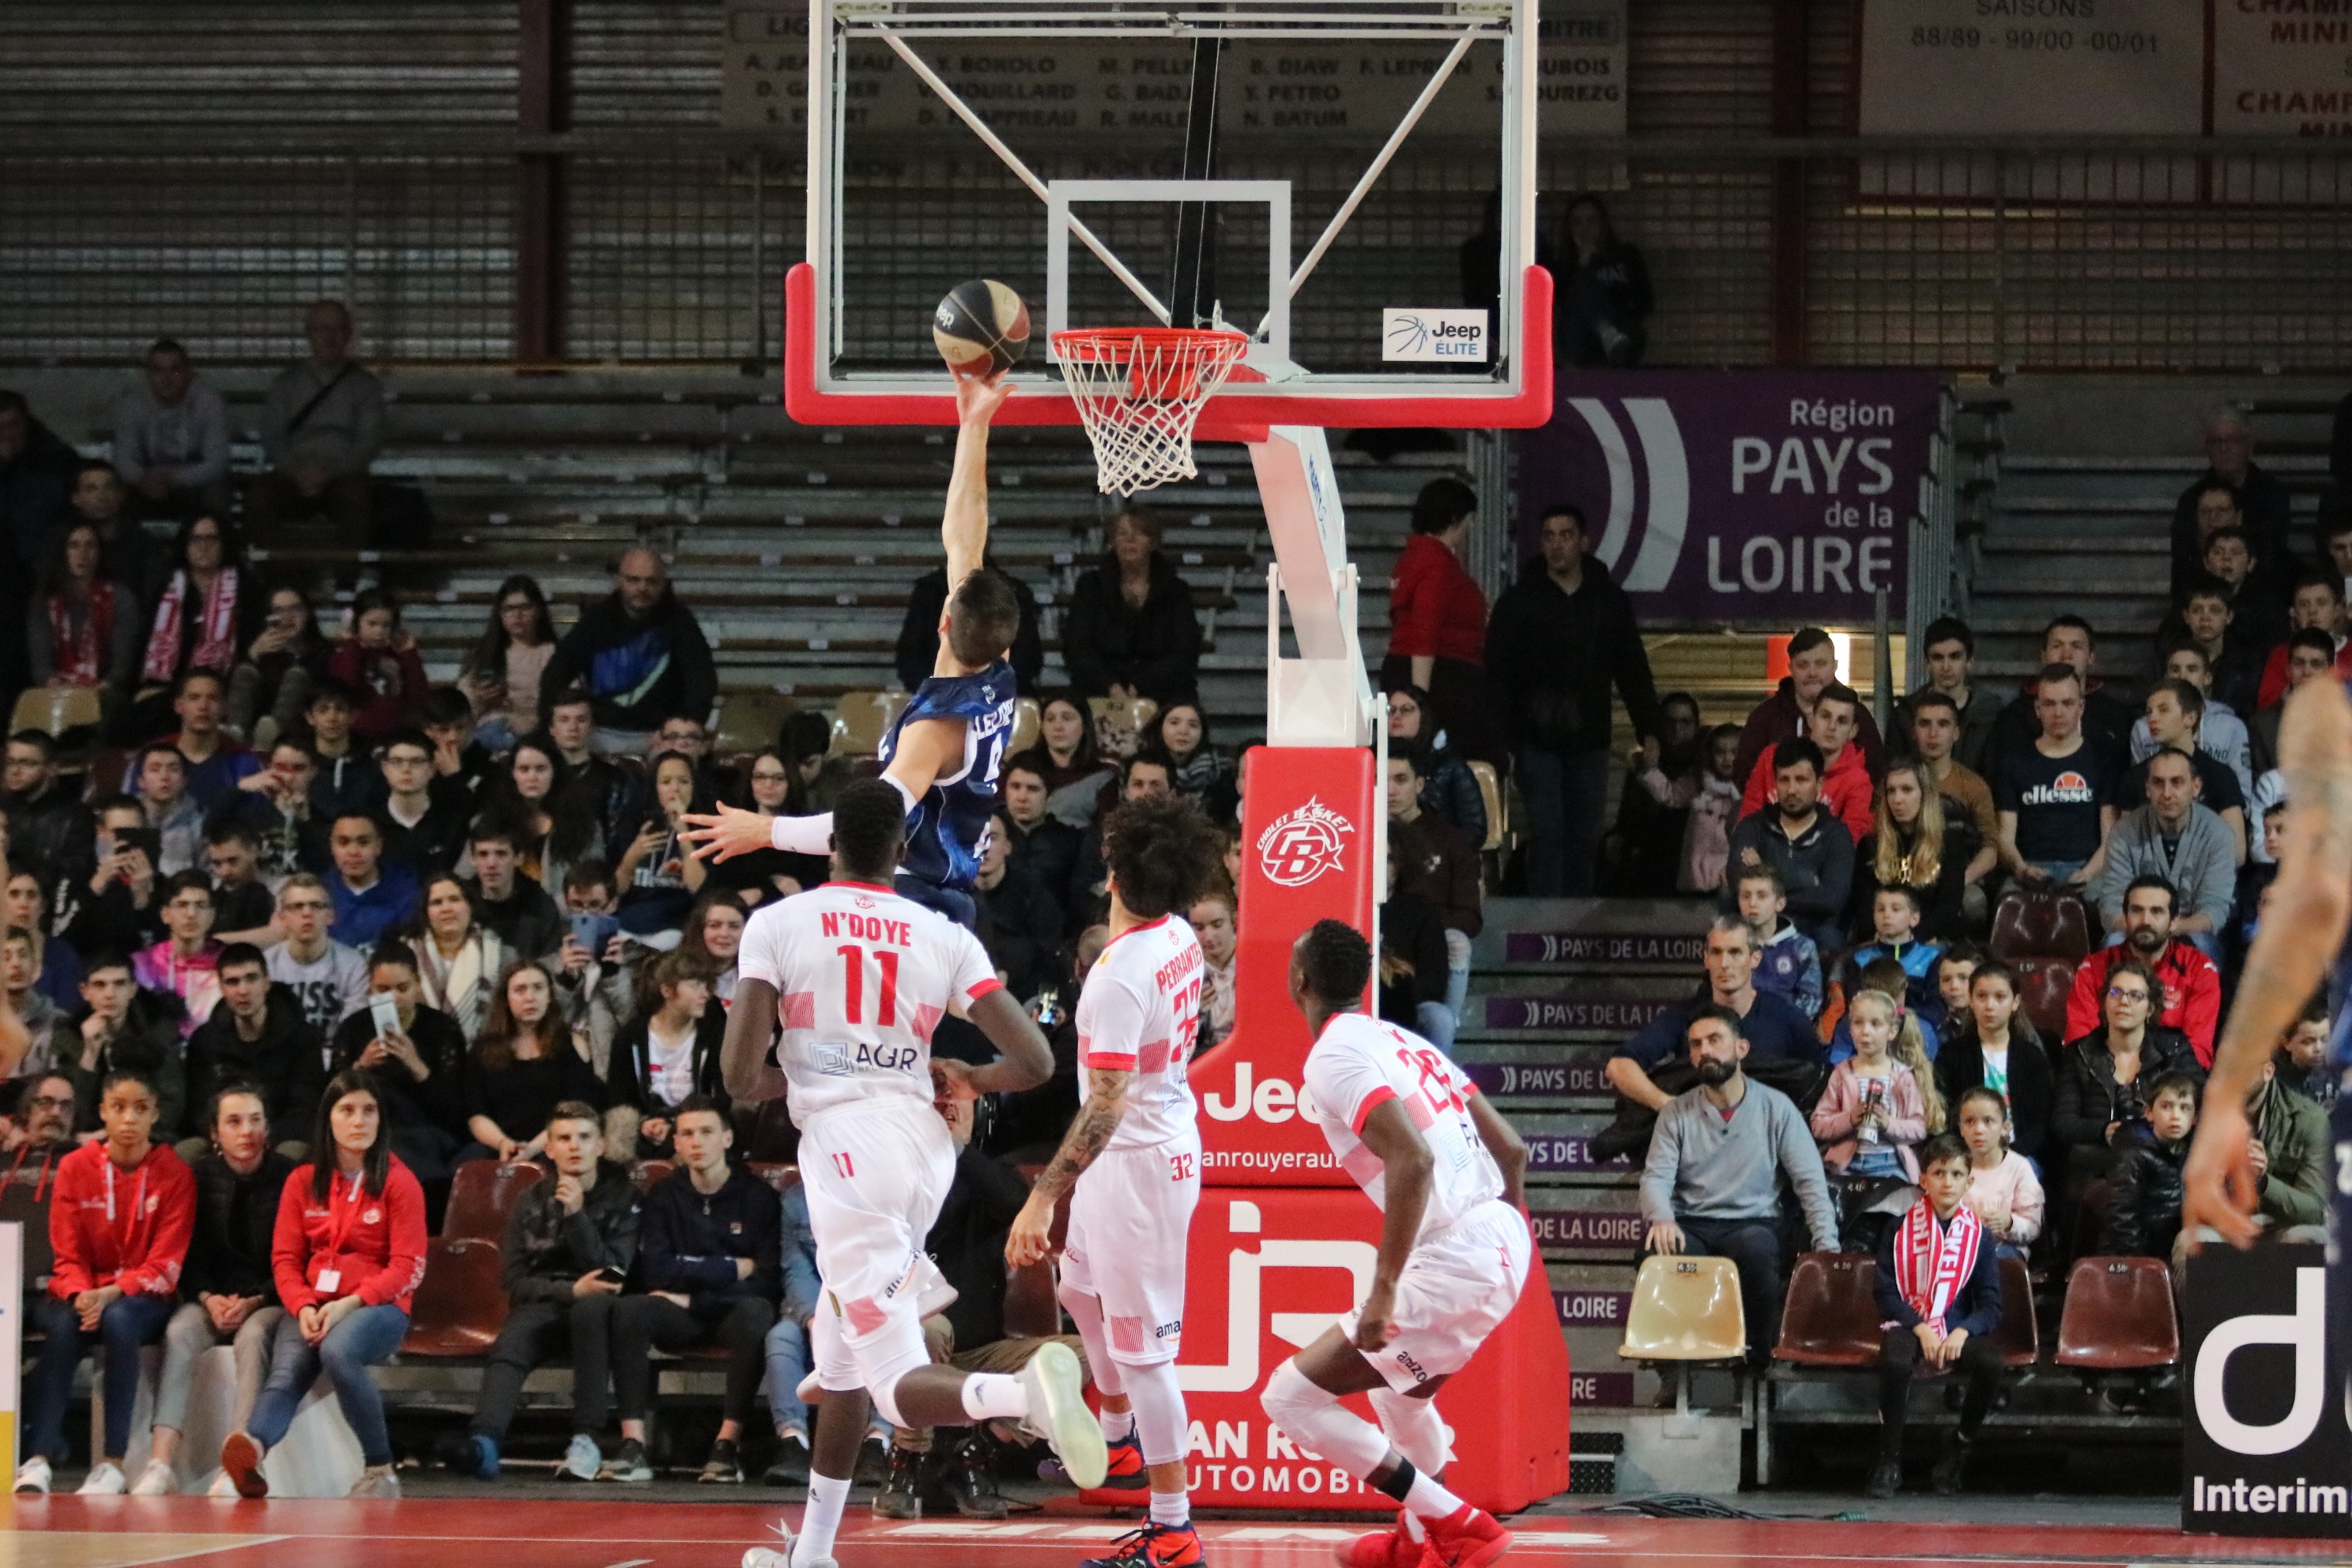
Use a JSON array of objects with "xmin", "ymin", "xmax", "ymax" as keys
[
  {"xmin": 2185, "ymin": 675, "xmax": 2352, "ymax": 1344},
  {"xmin": 682, "ymin": 369, "xmax": 1022, "ymax": 927}
]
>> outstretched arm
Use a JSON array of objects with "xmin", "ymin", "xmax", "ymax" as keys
[
  {"xmin": 2184, "ymin": 677, "xmax": 2352, "ymax": 1250},
  {"xmin": 940, "ymin": 370, "xmax": 1013, "ymax": 618},
  {"xmin": 721, "ymin": 977, "xmax": 789, "ymax": 1103}
]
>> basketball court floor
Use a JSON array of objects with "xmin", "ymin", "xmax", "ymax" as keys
[{"xmin": 2, "ymin": 1498, "xmax": 2339, "ymax": 1568}]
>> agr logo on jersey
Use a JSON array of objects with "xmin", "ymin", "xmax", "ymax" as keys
[{"xmin": 1256, "ymin": 798, "xmax": 1354, "ymax": 888}]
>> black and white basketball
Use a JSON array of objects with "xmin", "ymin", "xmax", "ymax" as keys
[{"xmin": 932, "ymin": 279, "xmax": 1031, "ymax": 374}]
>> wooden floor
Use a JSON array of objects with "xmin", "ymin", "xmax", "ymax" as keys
[{"xmin": 1, "ymin": 1500, "xmax": 2341, "ymax": 1568}]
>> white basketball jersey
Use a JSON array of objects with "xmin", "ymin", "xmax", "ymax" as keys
[
  {"xmin": 1302, "ymin": 1012, "xmax": 1502, "ymax": 1240},
  {"xmin": 1076, "ymin": 914, "xmax": 1203, "ymax": 1152},
  {"xmin": 736, "ymin": 878, "xmax": 1002, "ymax": 1126}
]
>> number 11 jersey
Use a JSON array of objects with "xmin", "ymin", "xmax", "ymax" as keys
[{"xmin": 737, "ymin": 877, "xmax": 1003, "ymax": 1127}]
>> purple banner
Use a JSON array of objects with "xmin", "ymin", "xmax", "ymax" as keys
[
  {"xmin": 1481, "ymin": 995, "xmax": 1678, "ymax": 1034},
  {"xmin": 1517, "ymin": 369, "xmax": 1944, "ymax": 623},
  {"xmin": 1525, "ymin": 1133, "xmax": 1629, "ymax": 1171},
  {"xmin": 1570, "ymin": 1372, "xmax": 1637, "ymax": 1408},
  {"xmin": 1531, "ymin": 1208, "xmax": 1645, "ymax": 1249},
  {"xmin": 1554, "ymin": 1291, "xmax": 1633, "ymax": 1327},
  {"xmin": 1503, "ymin": 931, "xmax": 1706, "ymax": 966},
  {"xmin": 1461, "ymin": 1059, "xmax": 1611, "ymax": 1098}
]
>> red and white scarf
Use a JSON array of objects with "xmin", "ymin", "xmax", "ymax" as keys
[
  {"xmin": 48, "ymin": 580, "xmax": 117, "ymax": 687},
  {"xmin": 1891, "ymin": 1199, "xmax": 1982, "ymax": 1336},
  {"xmin": 141, "ymin": 567, "xmax": 239, "ymax": 685}
]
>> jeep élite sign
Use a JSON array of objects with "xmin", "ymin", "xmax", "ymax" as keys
[
  {"xmin": 2183, "ymin": 1243, "xmax": 2352, "ymax": 1536},
  {"xmin": 1516, "ymin": 370, "xmax": 1943, "ymax": 624}
]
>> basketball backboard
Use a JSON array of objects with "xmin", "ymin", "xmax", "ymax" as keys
[{"xmin": 785, "ymin": 0, "xmax": 1550, "ymax": 438}]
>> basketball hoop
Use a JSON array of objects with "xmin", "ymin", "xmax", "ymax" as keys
[{"xmin": 1051, "ymin": 326, "xmax": 1253, "ymax": 496}]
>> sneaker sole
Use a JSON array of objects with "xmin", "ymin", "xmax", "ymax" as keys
[
  {"xmin": 1442, "ymin": 1528, "xmax": 1514, "ymax": 1568},
  {"xmin": 220, "ymin": 1435, "xmax": 268, "ymax": 1500},
  {"xmin": 1025, "ymin": 1343, "xmax": 1107, "ymax": 1491}
]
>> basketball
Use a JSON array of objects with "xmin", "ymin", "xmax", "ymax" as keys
[{"xmin": 932, "ymin": 278, "xmax": 1030, "ymax": 374}]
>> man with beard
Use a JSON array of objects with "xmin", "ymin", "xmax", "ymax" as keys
[
  {"xmin": 1638, "ymin": 1004, "xmax": 1838, "ymax": 1365},
  {"xmin": 2065, "ymin": 873, "xmax": 2222, "ymax": 1068}
]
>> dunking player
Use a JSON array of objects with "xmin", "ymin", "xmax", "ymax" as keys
[
  {"xmin": 684, "ymin": 371, "xmax": 1021, "ymax": 927},
  {"xmin": 724, "ymin": 781, "xmax": 1105, "ymax": 1568},
  {"xmin": 1262, "ymin": 920, "xmax": 1530, "ymax": 1568},
  {"xmin": 2184, "ymin": 676, "xmax": 2352, "ymax": 1351},
  {"xmin": 1006, "ymin": 793, "xmax": 1226, "ymax": 1568}
]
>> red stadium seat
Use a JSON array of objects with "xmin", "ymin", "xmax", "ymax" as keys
[
  {"xmin": 1989, "ymin": 890, "xmax": 2091, "ymax": 962},
  {"xmin": 1992, "ymin": 1253, "xmax": 2039, "ymax": 1369},
  {"xmin": 2056, "ymin": 1256, "xmax": 2180, "ymax": 1370},
  {"xmin": 748, "ymin": 1162, "xmax": 800, "ymax": 1193},
  {"xmin": 2011, "ymin": 956, "xmax": 2076, "ymax": 1042},
  {"xmin": 1773, "ymin": 1252, "xmax": 1881, "ymax": 1366},
  {"xmin": 443, "ymin": 1159, "xmax": 544, "ymax": 1242},
  {"xmin": 401, "ymin": 1238, "xmax": 510, "ymax": 1356},
  {"xmin": 746, "ymin": 1098, "xmax": 800, "ymax": 1163},
  {"xmin": 630, "ymin": 1159, "xmax": 676, "ymax": 1192}
]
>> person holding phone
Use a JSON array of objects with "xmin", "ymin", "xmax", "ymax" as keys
[
  {"xmin": 221, "ymin": 1072, "xmax": 425, "ymax": 1500},
  {"xmin": 438, "ymin": 1100, "xmax": 641, "ymax": 1484},
  {"xmin": 64, "ymin": 797, "xmax": 167, "ymax": 958},
  {"xmin": 326, "ymin": 949, "xmax": 468, "ymax": 1193}
]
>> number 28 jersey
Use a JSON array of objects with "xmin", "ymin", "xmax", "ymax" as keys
[
  {"xmin": 1077, "ymin": 915, "xmax": 1203, "ymax": 1152},
  {"xmin": 1302, "ymin": 1012, "xmax": 1502, "ymax": 1242},
  {"xmin": 737, "ymin": 879, "xmax": 1004, "ymax": 1127}
]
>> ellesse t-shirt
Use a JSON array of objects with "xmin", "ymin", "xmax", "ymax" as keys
[{"xmin": 1995, "ymin": 739, "xmax": 2116, "ymax": 862}]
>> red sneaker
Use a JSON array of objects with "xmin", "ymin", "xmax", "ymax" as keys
[
  {"xmin": 1099, "ymin": 1433, "xmax": 1150, "ymax": 1491},
  {"xmin": 220, "ymin": 1432, "xmax": 269, "ymax": 1500},
  {"xmin": 1415, "ymin": 1506, "xmax": 1511, "ymax": 1568},
  {"xmin": 1335, "ymin": 1511, "xmax": 1419, "ymax": 1568},
  {"xmin": 1084, "ymin": 1522, "xmax": 1207, "ymax": 1568}
]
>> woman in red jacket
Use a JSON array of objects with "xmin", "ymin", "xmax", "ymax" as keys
[
  {"xmin": 1381, "ymin": 477, "xmax": 1501, "ymax": 764},
  {"xmin": 14, "ymin": 1068, "xmax": 194, "ymax": 1496},
  {"xmin": 220, "ymin": 1069, "xmax": 427, "ymax": 1499}
]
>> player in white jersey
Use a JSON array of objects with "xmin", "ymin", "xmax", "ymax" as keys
[
  {"xmin": 1261, "ymin": 920, "xmax": 1531, "ymax": 1568},
  {"xmin": 723, "ymin": 781, "xmax": 1101, "ymax": 1568},
  {"xmin": 1006, "ymin": 793, "xmax": 1227, "ymax": 1568}
]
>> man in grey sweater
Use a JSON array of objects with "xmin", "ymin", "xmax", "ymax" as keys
[
  {"xmin": 1639, "ymin": 1003, "xmax": 1838, "ymax": 1365},
  {"xmin": 249, "ymin": 300, "xmax": 382, "ymax": 540},
  {"xmin": 112, "ymin": 339, "xmax": 232, "ymax": 522},
  {"xmin": 2088, "ymin": 746, "xmax": 2237, "ymax": 963}
]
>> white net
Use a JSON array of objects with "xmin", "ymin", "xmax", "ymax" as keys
[{"xmin": 1051, "ymin": 327, "xmax": 1253, "ymax": 497}]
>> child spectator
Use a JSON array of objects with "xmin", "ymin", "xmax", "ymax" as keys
[
  {"xmin": 323, "ymin": 589, "xmax": 428, "ymax": 745},
  {"xmin": 1933, "ymin": 944, "xmax": 1983, "ymax": 1053},
  {"xmin": 1848, "ymin": 886, "xmax": 1943, "ymax": 1020},
  {"xmin": 1675, "ymin": 724, "xmax": 1743, "ymax": 894},
  {"xmin": 12, "ymin": 1069, "xmax": 194, "ymax": 1496},
  {"xmin": 1811, "ymin": 989, "xmax": 1931, "ymax": 1198},
  {"xmin": 2099, "ymin": 1070, "xmax": 2199, "ymax": 1278},
  {"xmin": 135, "ymin": 870, "xmax": 224, "ymax": 1042},
  {"xmin": 2278, "ymin": 995, "xmax": 2335, "ymax": 1109},
  {"xmin": 1736, "ymin": 865, "xmax": 1821, "ymax": 1019},
  {"xmin": 1866, "ymin": 1133, "xmax": 2005, "ymax": 1499},
  {"xmin": 1954, "ymin": 1085, "xmax": 2044, "ymax": 1256},
  {"xmin": 1934, "ymin": 960, "xmax": 2055, "ymax": 1166},
  {"xmin": 223, "ymin": 1070, "xmax": 428, "ymax": 1499}
]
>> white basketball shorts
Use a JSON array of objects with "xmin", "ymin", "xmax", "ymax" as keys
[
  {"xmin": 798, "ymin": 1099, "xmax": 956, "ymax": 1394},
  {"xmin": 1060, "ymin": 1133, "xmax": 1201, "ymax": 1367},
  {"xmin": 1337, "ymin": 1199, "xmax": 1532, "ymax": 1395}
]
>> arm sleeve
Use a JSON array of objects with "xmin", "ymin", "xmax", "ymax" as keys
[
  {"xmin": 503, "ymin": 1189, "xmax": 567, "ymax": 1307},
  {"xmin": 745, "ymin": 1189, "xmax": 783, "ymax": 1302},
  {"xmin": 675, "ymin": 613, "xmax": 718, "ymax": 729},
  {"xmin": 1780, "ymin": 1099, "xmax": 1841, "ymax": 1250},
  {"xmin": 2188, "ymin": 827, "xmax": 2238, "ymax": 933},
  {"xmin": 1883, "ymin": 1069, "xmax": 1928, "ymax": 1146},
  {"xmin": 189, "ymin": 388, "xmax": 232, "ymax": 490},
  {"xmin": 1808, "ymin": 1065, "xmax": 1855, "ymax": 1144},
  {"xmin": 341, "ymin": 376, "xmax": 384, "ymax": 477},
  {"xmin": 1738, "ymin": 753, "xmax": 1773, "ymax": 820},
  {"xmin": 1615, "ymin": 1006, "xmax": 1681, "ymax": 1070},
  {"xmin": 259, "ymin": 375, "xmax": 292, "ymax": 468},
  {"xmin": 1796, "ymin": 944, "xmax": 1823, "ymax": 1019},
  {"xmin": 1951, "ymin": 1245, "xmax": 2003, "ymax": 1340},
  {"xmin": 47, "ymin": 1167, "xmax": 89, "ymax": 1298},
  {"xmin": 1875, "ymin": 1222, "xmax": 1920, "ymax": 1328},
  {"xmin": 26, "ymin": 610, "xmax": 54, "ymax": 686},
  {"xmin": 2101, "ymin": 1152, "xmax": 2149, "ymax": 1254},
  {"xmin": 111, "ymin": 396, "xmax": 150, "ymax": 486},
  {"xmin": 2005, "ymin": 1158, "xmax": 2046, "ymax": 1246},
  {"xmin": 2182, "ymin": 961, "xmax": 2222, "ymax": 1070},
  {"xmin": 1058, "ymin": 576, "xmax": 1114, "ymax": 697},
  {"xmin": 1636, "ymin": 1104, "xmax": 1682, "ymax": 1224},
  {"xmin": 1133, "ymin": 585, "xmax": 1202, "ymax": 697},
  {"xmin": 1610, "ymin": 600, "xmax": 1663, "ymax": 741},
  {"xmin": 2065, "ymin": 956, "xmax": 2104, "ymax": 1042},
  {"xmin": 356, "ymin": 1167, "xmax": 428, "ymax": 1307},
  {"xmin": 536, "ymin": 628, "xmax": 590, "ymax": 728},
  {"xmin": 2048, "ymin": 1048, "xmax": 2105, "ymax": 1150},
  {"xmin": 769, "ymin": 813, "xmax": 836, "ymax": 856},
  {"xmin": 273, "ymin": 1169, "xmax": 317, "ymax": 1313},
  {"xmin": 1393, "ymin": 551, "xmax": 1446, "ymax": 662},
  {"xmin": 122, "ymin": 1159, "xmax": 196, "ymax": 1297}
]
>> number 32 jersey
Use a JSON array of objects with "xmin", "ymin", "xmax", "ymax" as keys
[
  {"xmin": 737, "ymin": 878, "xmax": 1003, "ymax": 1126},
  {"xmin": 1302, "ymin": 1012, "xmax": 1502, "ymax": 1242},
  {"xmin": 1077, "ymin": 915, "xmax": 1203, "ymax": 1152}
]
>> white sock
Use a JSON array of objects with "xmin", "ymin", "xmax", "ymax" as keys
[
  {"xmin": 1401, "ymin": 1512, "xmax": 1428, "ymax": 1543},
  {"xmin": 960, "ymin": 1372, "xmax": 1027, "ymax": 1423},
  {"xmin": 1101, "ymin": 1408, "xmax": 1136, "ymax": 1442},
  {"xmin": 1151, "ymin": 1490, "xmax": 1189, "ymax": 1528},
  {"xmin": 1403, "ymin": 1469, "xmax": 1465, "ymax": 1523},
  {"xmin": 796, "ymin": 1472, "xmax": 852, "ymax": 1566}
]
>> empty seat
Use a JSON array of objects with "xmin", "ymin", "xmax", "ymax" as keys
[
  {"xmin": 1989, "ymin": 890, "xmax": 2091, "ymax": 962},
  {"xmin": 630, "ymin": 1159, "xmax": 676, "ymax": 1192},
  {"xmin": 401, "ymin": 1238, "xmax": 510, "ymax": 1356},
  {"xmin": 10, "ymin": 684, "xmax": 102, "ymax": 742},
  {"xmin": 1003, "ymin": 1257, "xmax": 1060, "ymax": 1338},
  {"xmin": 831, "ymin": 691, "xmax": 910, "ymax": 758},
  {"xmin": 748, "ymin": 1161, "xmax": 800, "ymax": 1193},
  {"xmin": 1467, "ymin": 760, "xmax": 1506, "ymax": 854},
  {"xmin": 1619, "ymin": 1255, "xmax": 1745, "ymax": 1363},
  {"xmin": 745, "ymin": 1096, "xmax": 799, "ymax": 1163},
  {"xmin": 2012, "ymin": 956, "xmax": 2077, "ymax": 1042},
  {"xmin": 443, "ymin": 1159, "xmax": 545, "ymax": 1242},
  {"xmin": 1010, "ymin": 695, "xmax": 1041, "ymax": 755},
  {"xmin": 1992, "ymin": 1253, "xmax": 2039, "ymax": 1369},
  {"xmin": 713, "ymin": 691, "xmax": 797, "ymax": 759},
  {"xmin": 2056, "ymin": 1256, "xmax": 2180, "ymax": 1370},
  {"xmin": 1773, "ymin": 1252, "xmax": 1883, "ymax": 1366},
  {"xmin": 1087, "ymin": 695, "xmax": 1158, "ymax": 752}
]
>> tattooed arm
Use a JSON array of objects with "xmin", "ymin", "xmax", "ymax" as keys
[
  {"xmin": 2184, "ymin": 677, "xmax": 2352, "ymax": 1250},
  {"xmin": 1004, "ymin": 1067, "xmax": 1129, "ymax": 1267}
]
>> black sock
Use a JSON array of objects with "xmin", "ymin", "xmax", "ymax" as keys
[{"xmin": 1373, "ymin": 1458, "xmax": 1418, "ymax": 1502}]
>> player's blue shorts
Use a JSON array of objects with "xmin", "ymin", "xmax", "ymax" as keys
[{"xmin": 893, "ymin": 871, "xmax": 976, "ymax": 933}]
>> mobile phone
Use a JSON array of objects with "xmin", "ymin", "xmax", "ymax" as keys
[
  {"xmin": 570, "ymin": 912, "xmax": 620, "ymax": 958},
  {"xmin": 368, "ymin": 991, "xmax": 402, "ymax": 1040},
  {"xmin": 596, "ymin": 1265, "xmax": 628, "ymax": 1286},
  {"xmin": 115, "ymin": 827, "xmax": 162, "ymax": 867}
]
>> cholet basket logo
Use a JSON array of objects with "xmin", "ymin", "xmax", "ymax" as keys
[{"xmin": 1255, "ymin": 798, "xmax": 1353, "ymax": 888}]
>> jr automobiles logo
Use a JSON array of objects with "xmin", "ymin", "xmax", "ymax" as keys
[
  {"xmin": 1256, "ymin": 799, "xmax": 1353, "ymax": 888},
  {"xmin": 1565, "ymin": 396, "xmax": 1689, "ymax": 593}
]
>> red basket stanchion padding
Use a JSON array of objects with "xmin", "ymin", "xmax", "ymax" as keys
[{"xmin": 1051, "ymin": 326, "xmax": 1251, "ymax": 497}]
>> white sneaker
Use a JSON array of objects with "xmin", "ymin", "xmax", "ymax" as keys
[
  {"xmin": 205, "ymin": 1471, "xmax": 240, "ymax": 1498},
  {"xmin": 1017, "ymin": 1341, "xmax": 1106, "ymax": 1491},
  {"xmin": 130, "ymin": 1459, "xmax": 176, "ymax": 1496},
  {"xmin": 346, "ymin": 1466, "xmax": 401, "ymax": 1499},
  {"xmin": 746, "ymin": 1522, "xmax": 824, "ymax": 1568},
  {"xmin": 77, "ymin": 1461, "xmax": 127, "ymax": 1495},
  {"xmin": 14, "ymin": 1457, "xmax": 51, "ymax": 1494},
  {"xmin": 560, "ymin": 1433, "xmax": 603, "ymax": 1482}
]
